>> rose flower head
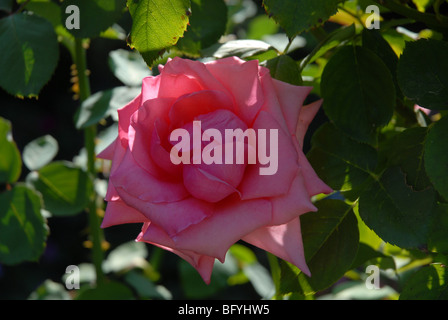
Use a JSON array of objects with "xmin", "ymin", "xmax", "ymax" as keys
[{"xmin": 98, "ymin": 56, "xmax": 332, "ymax": 284}]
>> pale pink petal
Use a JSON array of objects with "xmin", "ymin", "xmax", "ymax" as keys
[
  {"xmin": 272, "ymin": 79, "xmax": 313, "ymax": 137},
  {"xmin": 206, "ymin": 59, "xmax": 263, "ymax": 124},
  {"xmin": 101, "ymin": 200, "xmax": 147, "ymax": 228},
  {"xmin": 183, "ymin": 165, "xmax": 241, "ymax": 202},
  {"xmin": 96, "ymin": 137, "xmax": 117, "ymax": 160},
  {"xmin": 128, "ymin": 97, "xmax": 175, "ymax": 176},
  {"xmin": 111, "ymin": 149, "xmax": 188, "ymax": 203},
  {"xmin": 296, "ymin": 99, "xmax": 323, "ymax": 147},
  {"xmin": 298, "ymin": 149, "xmax": 333, "ymax": 196},
  {"xmin": 137, "ymin": 222, "xmax": 215, "ymax": 284},
  {"xmin": 161, "ymin": 57, "xmax": 227, "ymax": 94},
  {"xmin": 270, "ymin": 169, "xmax": 317, "ymax": 225},
  {"xmin": 168, "ymin": 90, "xmax": 234, "ymax": 129},
  {"xmin": 172, "ymin": 198, "xmax": 272, "ymax": 262},
  {"xmin": 243, "ymin": 217, "xmax": 311, "ymax": 276},
  {"xmin": 239, "ymin": 111, "xmax": 299, "ymax": 199},
  {"xmin": 117, "ymin": 93, "xmax": 142, "ymax": 147},
  {"xmin": 117, "ymin": 187, "xmax": 213, "ymax": 236}
]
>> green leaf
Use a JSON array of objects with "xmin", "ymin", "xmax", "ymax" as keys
[
  {"xmin": 379, "ymin": 127, "xmax": 431, "ymax": 191},
  {"xmin": 127, "ymin": 0, "xmax": 191, "ymax": 67},
  {"xmin": 428, "ymin": 203, "xmax": 448, "ymax": 255},
  {"xmin": 362, "ymin": 28, "xmax": 402, "ymax": 99},
  {"xmin": 263, "ymin": 0, "xmax": 341, "ymax": 38},
  {"xmin": 201, "ymin": 39, "xmax": 276, "ymax": 59},
  {"xmin": 397, "ymin": 39, "xmax": 448, "ymax": 110},
  {"xmin": 279, "ymin": 199, "xmax": 359, "ymax": 296},
  {"xmin": 23, "ymin": 135, "xmax": 59, "ymax": 171},
  {"xmin": 26, "ymin": 161, "xmax": 93, "ymax": 216},
  {"xmin": 300, "ymin": 24, "xmax": 356, "ymax": 69},
  {"xmin": 359, "ymin": 167, "xmax": 436, "ymax": 248},
  {"xmin": 176, "ymin": 0, "xmax": 227, "ymax": 56},
  {"xmin": 0, "ymin": 12, "xmax": 59, "ymax": 98},
  {"xmin": 74, "ymin": 86, "xmax": 141, "ymax": 129},
  {"xmin": 108, "ymin": 49, "xmax": 152, "ymax": 87},
  {"xmin": 307, "ymin": 122, "xmax": 378, "ymax": 193},
  {"xmin": 61, "ymin": 0, "xmax": 126, "ymax": 39},
  {"xmin": 0, "ymin": 117, "xmax": 21, "ymax": 184},
  {"xmin": 350, "ymin": 243, "xmax": 396, "ymax": 271},
  {"xmin": 0, "ymin": 0, "xmax": 13, "ymax": 12},
  {"xmin": 400, "ymin": 264, "xmax": 448, "ymax": 300},
  {"xmin": 76, "ymin": 281, "xmax": 135, "ymax": 300},
  {"xmin": 28, "ymin": 279, "xmax": 71, "ymax": 300},
  {"xmin": 424, "ymin": 116, "xmax": 448, "ymax": 200},
  {"xmin": 102, "ymin": 241, "xmax": 148, "ymax": 273},
  {"xmin": 0, "ymin": 184, "xmax": 48, "ymax": 265},
  {"xmin": 266, "ymin": 55, "xmax": 303, "ymax": 86},
  {"xmin": 321, "ymin": 45, "xmax": 396, "ymax": 145}
]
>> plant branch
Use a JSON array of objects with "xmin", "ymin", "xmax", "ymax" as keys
[{"xmin": 74, "ymin": 38, "xmax": 105, "ymax": 286}]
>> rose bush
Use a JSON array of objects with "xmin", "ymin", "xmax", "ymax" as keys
[{"xmin": 98, "ymin": 56, "xmax": 331, "ymax": 283}]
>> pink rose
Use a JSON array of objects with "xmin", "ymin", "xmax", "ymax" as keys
[{"xmin": 98, "ymin": 56, "xmax": 331, "ymax": 283}]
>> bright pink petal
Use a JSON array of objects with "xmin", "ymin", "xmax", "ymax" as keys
[{"xmin": 243, "ymin": 217, "xmax": 311, "ymax": 276}]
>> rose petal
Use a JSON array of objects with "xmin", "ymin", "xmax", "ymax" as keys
[
  {"xmin": 206, "ymin": 58, "xmax": 263, "ymax": 124},
  {"xmin": 270, "ymin": 169, "xmax": 317, "ymax": 225},
  {"xmin": 117, "ymin": 185, "xmax": 213, "ymax": 236},
  {"xmin": 298, "ymin": 149, "xmax": 333, "ymax": 196},
  {"xmin": 137, "ymin": 222, "xmax": 215, "ymax": 284},
  {"xmin": 169, "ymin": 90, "xmax": 234, "ymax": 129},
  {"xmin": 183, "ymin": 165, "xmax": 241, "ymax": 202},
  {"xmin": 101, "ymin": 200, "xmax": 147, "ymax": 228},
  {"xmin": 172, "ymin": 198, "xmax": 272, "ymax": 262},
  {"xmin": 239, "ymin": 111, "xmax": 299, "ymax": 199},
  {"xmin": 117, "ymin": 93, "xmax": 142, "ymax": 147},
  {"xmin": 296, "ymin": 99, "xmax": 323, "ymax": 147},
  {"xmin": 242, "ymin": 217, "xmax": 311, "ymax": 276},
  {"xmin": 111, "ymin": 148, "xmax": 188, "ymax": 203},
  {"xmin": 128, "ymin": 97, "xmax": 175, "ymax": 176},
  {"xmin": 272, "ymin": 78, "xmax": 313, "ymax": 137}
]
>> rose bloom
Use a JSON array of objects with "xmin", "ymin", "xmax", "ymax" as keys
[{"xmin": 98, "ymin": 56, "xmax": 331, "ymax": 283}]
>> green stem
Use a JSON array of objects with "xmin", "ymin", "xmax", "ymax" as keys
[{"xmin": 74, "ymin": 38, "xmax": 105, "ymax": 285}]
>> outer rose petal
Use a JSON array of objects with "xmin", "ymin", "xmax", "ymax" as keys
[
  {"xmin": 137, "ymin": 222, "xmax": 215, "ymax": 284},
  {"xmin": 101, "ymin": 200, "xmax": 147, "ymax": 228},
  {"xmin": 272, "ymin": 78, "xmax": 313, "ymax": 137},
  {"xmin": 168, "ymin": 198, "xmax": 272, "ymax": 262},
  {"xmin": 243, "ymin": 217, "xmax": 311, "ymax": 277},
  {"xmin": 270, "ymin": 169, "xmax": 317, "ymax": 226}
]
